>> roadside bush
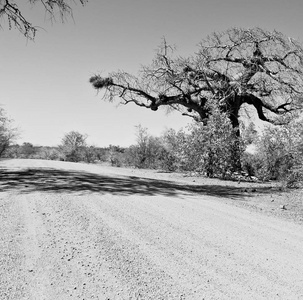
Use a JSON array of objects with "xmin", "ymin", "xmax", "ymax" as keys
[
  {"xmin": 182, "ymin": 108, "xmax": 244, "ymax": 178},
  {"xmin": 249, "ymin": 121, "xmax": 303, "ymax": 186},
  {"xmin": 123, "ymin": 110, "xmax": 245, "ymax": 179},
  {"xmin": 59, "ymin": 131, "xmax": 88, "ymax": 162},
  {"xmin": 241, "ymin": 152, "xmax": 257, "ymax": 177},
  {"xmin": 93, "ymin": 147, "xmax": 108, "ymax": 162},
  {"xmin": 160, "ymin": 129, "xmax": 187, "ymax": 172},
  {"xmin": 0, "ymin": 108, "xmax": 19, "ymax": 157},
  {"xmin": 39, "ymin": 147, "xmax": 63, "ymax": 161},
  {"xmin": 124, "ymin": 126, "xmax": 167, "ymax": 169},
  {"xmin": 108, "ymin": 145, "xmax": 126, "ymax": 167},
  {"xmin": 82, "ymin": 146, "xmax": 99, "ymax": 163},
  {"xmin": 19, "ymin": 142, "xmax": 37, "ymax": 158},
  {"xmin": 3, "ymin": 144, "xmax": 21, "ymax": 158}
]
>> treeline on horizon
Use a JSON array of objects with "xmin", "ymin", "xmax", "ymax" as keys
[{"xmin": 2, "ymin": 108, "xmax": 303, "ymax": 188}]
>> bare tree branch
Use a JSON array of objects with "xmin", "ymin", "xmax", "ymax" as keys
[
  {"xmin": 90, "ymin": 27, "xmax": 303, "ymax": 130},
  {"xmin": 0, "ymin": 0, "xmax": 87, "ymax": 39}
]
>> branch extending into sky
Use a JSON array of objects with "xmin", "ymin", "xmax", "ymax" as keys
[
  {"xmin": 0, "ymin": 0, "xmax": 87, "ymax": 39},
  {"xmin": 90, "ymin": 27, "xmax": 303, "ymax": 128}
]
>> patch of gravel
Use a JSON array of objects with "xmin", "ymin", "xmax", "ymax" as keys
[
  {"xmin": 1, "ymin": 159, "xmax": 303, "ymax": 299},
  {"xmin": 95, "ymin": 163, "xmax": 303, "ymax": 225}
]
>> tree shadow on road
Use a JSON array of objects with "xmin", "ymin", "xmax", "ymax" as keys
[{"xmin": 0, "ymin": 167, "xmax": 274, "ymax": 199}]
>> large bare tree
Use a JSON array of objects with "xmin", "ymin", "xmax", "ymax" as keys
[
  {"xmin": 90, "ymin": 27, "xmax": 303, "ymax": 134},
  {"xmin": 0, "ymin": 0, "xmax": 87, "ymax": 39}
]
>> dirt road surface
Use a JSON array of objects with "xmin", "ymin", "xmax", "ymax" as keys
[{"xmin": 1, "ymin": 159, "xmax": 303, "ymax": 299}]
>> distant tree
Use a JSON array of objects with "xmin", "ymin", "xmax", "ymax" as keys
[
  {"xmin": 132, "ymin": 125, "xmax": 150, "ymax": 168},
  {"xmin": 0, "ymin": 0, "xmax": 87, "ymax": 39},
  {"xmin": 108, "ymin": 145, "xmax": 125, "ymax": 167},
  {"xmin": 82, "ymin": 145, "xmax": 99, "ymax": 163},
  {"xmin": 93, "ymin": 147, "xmax": 108, "ymax": 162},
  {"xmin": 38, "ymin": 146, "xmax": 62, "ymax": 161},
  {"xmin": 124, "ymin": 125, "xmax": 166, "ymax": 169},
  {"xmin": 59, "ymin": 131, "xmax": 87, "ymax": 162},
  {"xmin": 3, "ymin": 144, "xmax": 20, "ymax": 158},
  {"xmin": 19, "ymin": 142, "xmax": 36, "ymax": 158},
  {"xmin": 90, "ymin": 28, "xmax": 303, "ymax": 168},
  {"xmin": 0, "ymin": 108, "xmax": 18, "ymax": 157}
]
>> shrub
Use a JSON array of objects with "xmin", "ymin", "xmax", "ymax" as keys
[
  {"xmin": 59, "ymin": 131, "xmax": 88, "ymax": 162},
  {"xmin": 182, "ymin": 107, "xmax": 244, "ymax": 178},
  {"xmin": 247, "ymin": 120, "xmax": 303, "ymax": 186}
]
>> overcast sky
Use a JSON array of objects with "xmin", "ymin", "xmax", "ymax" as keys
[{"xmin": 2, "ymin": 0, "xmax": 303, "ymax": 147}]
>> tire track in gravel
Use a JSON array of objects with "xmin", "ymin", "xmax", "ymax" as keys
[
  {"xmin": 18, "ymin": 193, "xmax": 53, "ymax": 300},
  {"xmin": 0, "ymin": 192, "xmax": 28, "ymax": 300},
  {"xmin": 36, "ymin": 193, "xmax": 186, "ymax": 300},
  {"xmin": 74, "ymin": 192, "xmax": 303, "ymax": 299}
]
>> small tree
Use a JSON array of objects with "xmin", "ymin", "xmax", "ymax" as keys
[
  {"xmin": 3, "ymin": 144, "xmax": 20, "ymax": 158},
  {"xmin": 124, "ymin": 125, "xmax": 151, "ymax": 168},
  {"xmin": 39, "ymin": 146, "xmax": 62, "ymax": 161},
  {"xmin": 134, "ymin": 125, "xmax": 150, "ymax": 168},
  {"xmin": 82, "ymin": 145, "xmax": 99, "ymax": 163},
  {"xmin": 59, "ymin": 131, "xmax": 87, "ymax": 162},
  {"xmin": 19, "ymin": 142, "xmax": 36, "ymax": 158},
  {"xmin": 0, "ymin": 108, "xmax": 18, "ymax": 157},
  {"xmin": 124, "ymin": 125, "xmax": 167, "ymax": 169},
  {"xmin": 160, "ymin": 128, "xmax": 188, "ymax": 171},
  {"xmin": 108, "ymin": 145, "xmax": 125, "ymax": 167}
]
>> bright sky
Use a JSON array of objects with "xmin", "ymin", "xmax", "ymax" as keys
[{"xmin": 2, "ymin": 0, "xmax": 303, "ymax": 147}]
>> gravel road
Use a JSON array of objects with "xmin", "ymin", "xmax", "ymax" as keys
[{"xmin": 1, "ymin": 159, "xmax": 303, "ymax": 299}]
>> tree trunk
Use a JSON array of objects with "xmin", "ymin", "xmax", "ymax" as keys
[{"xmin": 227, "ymin": 98, "xmax": 242, "ymax": 172}]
